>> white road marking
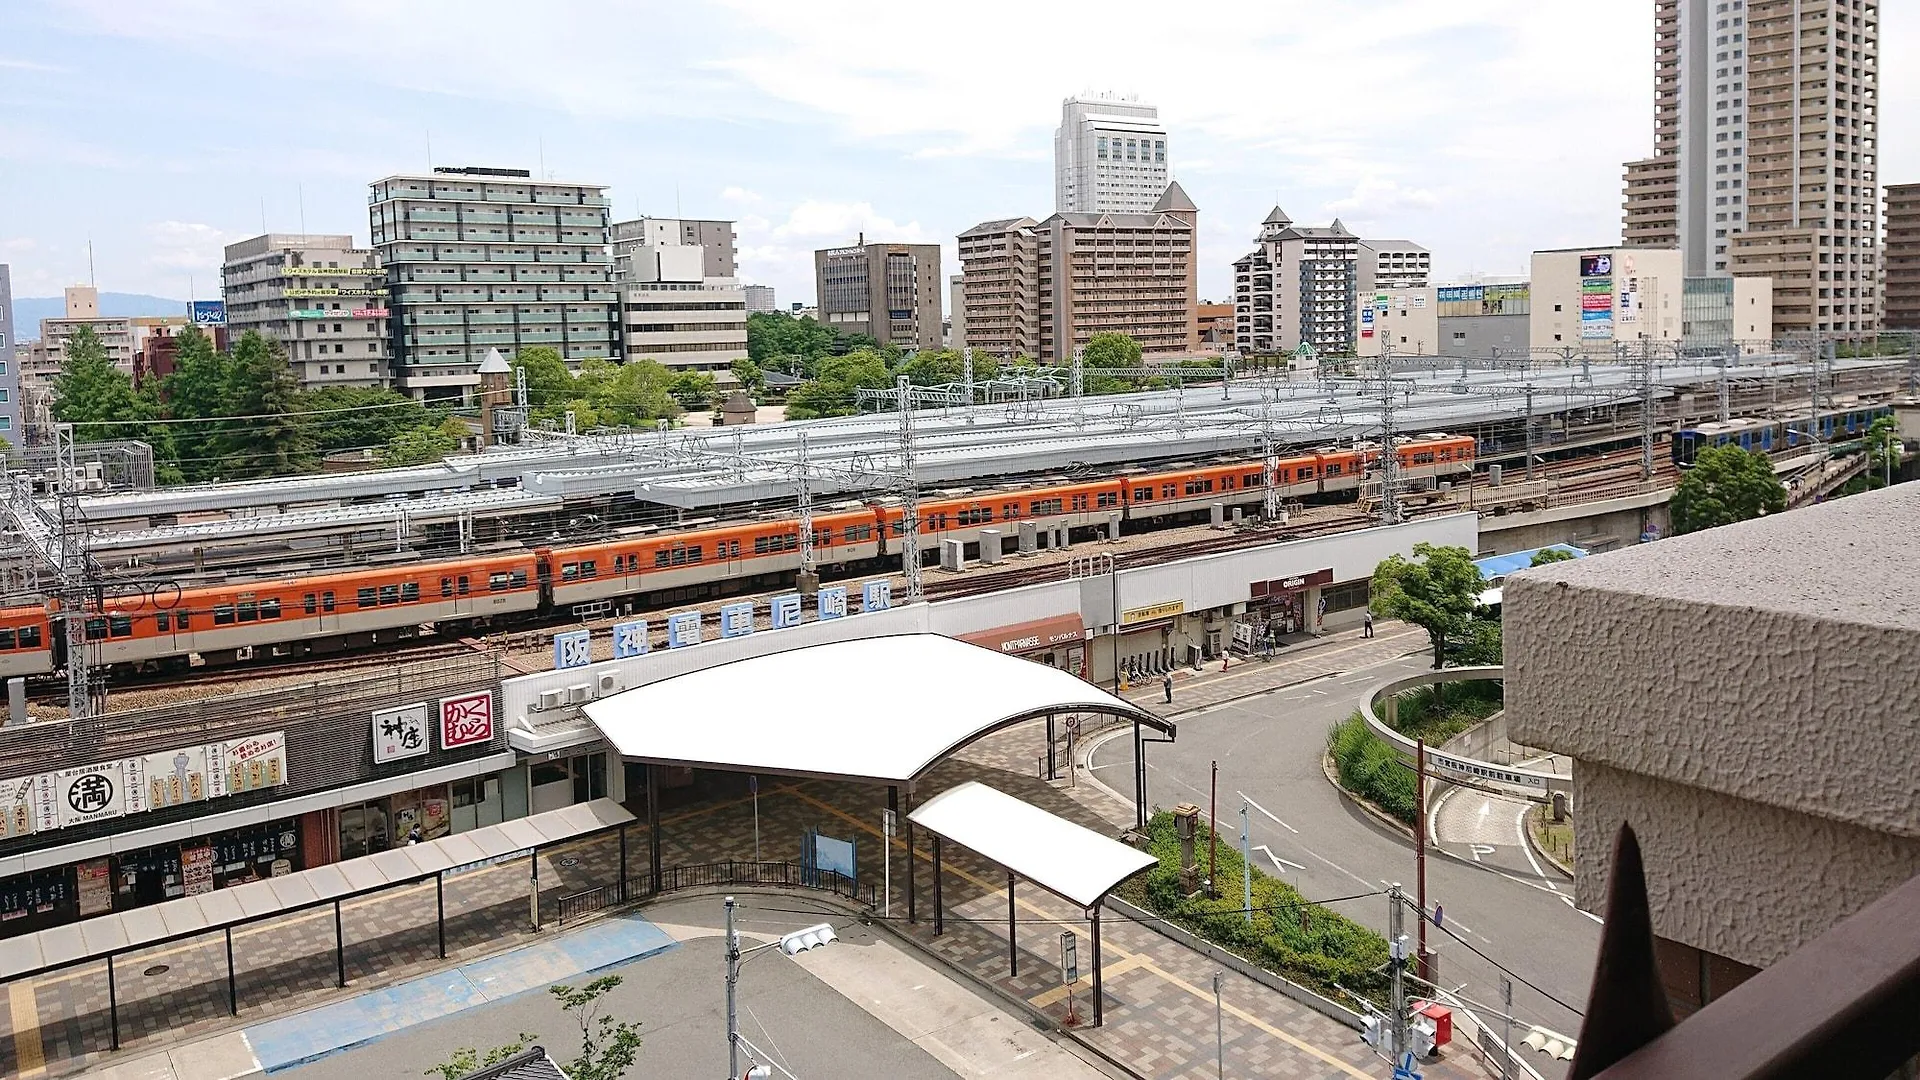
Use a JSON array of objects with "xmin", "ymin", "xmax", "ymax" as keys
[
  {"xmin": 1469, "ymin": 844, "xmax": 1496, "ymax": 863},
  {"xmin": 1515, "ymin": 803, "xmax": 1557, "ymax": 891},
  {"xmin": 1309, "ymin": 688, "xmax": 1327, "ymax": 695},
  {"xmin": 1237, "ymin": 791, "xmax": 1299, "ymax": 833},
  {"xmin": 1254, "ymin": 844, "xmax": 1305, "ymax": 872},
  {"xmin": 1425, "ymin": 783, "xmax": 1457, "ymax": 847}
]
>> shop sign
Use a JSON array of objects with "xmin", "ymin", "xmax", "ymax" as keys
[
  {"xmin": 373, "ymin": 701, "xmax": 431, "ymax": 763},
  {"xmin": 145, "ymin": 746, "xmax": 209, "ymax": 808},
  {"xmin": 181, "ymin": 845, "xmax": 216, "ymax": 896},
  {"xmin": 1120, "ymin": 600, "xmax": 1185, "ymax": 627},
  {"xmin": 963, "ymin": 615, "xmax": 1088, "ymax": 655},
  {"xmin": 289, "ymin": 309, "xmax": 329, "ymax": 319},
  {"xmin": 719, "ymin": 601, "xmax": 755, "ymax": 638},
  {"xmin": 351, "ymin": 308, "xmax": 390, "ymax": 318},
  {"xmin": 54, "ymin": 763, "xmax": 126, "ymax": 828},
  {"xmin": 284, "ymin": 286, "xmax": 386, "ymax": 298},
  {"xmin": 1252, "ymin": 568, "xmax": 1334, "ymax": 598},
  {"xmin": 288, "ymin": 265, "xmax": 384, "ymax": 276},
  {"xmin": 438, "ymin": 690, "xmax": 495, "ymax": 750},
  {"xmin": 0, "ymin": 775, "xmax": 37, "ymax": 839},
  {"xmin": 223, "ymin": 731, "xmax": 288, "ymax": 793},
  {"xmin": 76, "ymin": 858, "xmax": 113, "ymax": 917}
]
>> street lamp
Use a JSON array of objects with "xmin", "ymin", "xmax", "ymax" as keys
[{"xmin": 725, "ymin": 896, "xmax": 840, "ymax": 1079}]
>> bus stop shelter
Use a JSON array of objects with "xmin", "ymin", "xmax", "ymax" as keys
[
  {"xmin": 583, "ymin": 633, "xmax": 1174, "ymax": 922},
  {"xmin": 908, "ymin": 780, "xmax": 1156, "ymax": 1026}
]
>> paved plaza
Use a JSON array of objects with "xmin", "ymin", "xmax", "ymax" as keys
[{"xmin": 5, "ymin": 621, "xmax": 1504, "ymax": 1079}]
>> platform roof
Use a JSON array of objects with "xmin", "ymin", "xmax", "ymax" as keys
[
  {"xmin": 583, "ymin": 633, "xmax": 1169, "ymax": 785},
  {"xmin": 908, "ymin": 781, "xmax": 1156, "ymax": 908},
  {"xmin": 0, "ymin": 798, "xmax": 634, "ymax": 984}
]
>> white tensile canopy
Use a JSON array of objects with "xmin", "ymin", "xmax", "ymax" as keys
[{"xmin": 907, "ymin": 780, "xmax": 1155, "ymax": 909}]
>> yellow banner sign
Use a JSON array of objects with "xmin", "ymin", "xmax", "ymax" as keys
[{"xmin": 1120, "ymin": 600, "xmax": 1185, "ymax": 627}]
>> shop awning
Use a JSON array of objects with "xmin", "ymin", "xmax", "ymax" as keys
[
  {"xmin": 0, "ymin": 798, "xmax": 635, "ymax": 984},
  {"xmin": 958, "ymin": 614, "xmax": 1088, "ymax": 655},
  {"xmin": 907, "ymin": 781, "xmax": 1155, "ymax": 909}
]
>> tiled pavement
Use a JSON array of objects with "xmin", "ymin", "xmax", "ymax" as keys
[{"xmin": 8, "ymin": 621, "xmax": 1491, "ymax": 1079}]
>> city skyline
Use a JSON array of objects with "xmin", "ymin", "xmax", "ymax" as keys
[{"xmin": 3, "ymin": 0, "xmax": 1918, "ymax": 316}]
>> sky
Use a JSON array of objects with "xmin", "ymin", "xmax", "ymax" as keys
[{"xmin": 2, "ymin": 0, "xmax": 1916, "ymax": 315}]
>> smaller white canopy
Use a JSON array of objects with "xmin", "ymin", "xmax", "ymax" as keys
[
  {"xmin": 584, "ymin": 634, "xmax": 1165, "ymax": 784},
  {"xmin": 908, "ymin": 781, "xmax": 1157, "ymax": 909}
]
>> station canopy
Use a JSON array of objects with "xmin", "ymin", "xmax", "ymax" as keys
[
  {"xmin": 908, "ymin": 781, "xmax": 1156, "ymax": 908},
  {"xmin": 583, "ymin": 633, "xmax": 1168, "ymax": 785}
]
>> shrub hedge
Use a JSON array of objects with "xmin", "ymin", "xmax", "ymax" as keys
[
  {"xmin": 1325, "ymin": 680, "xmax": 1505, "ymax": 825},
  {"xmin": 1118, "ymin": 811, "xmax": 1389, "ymax": 1005}
]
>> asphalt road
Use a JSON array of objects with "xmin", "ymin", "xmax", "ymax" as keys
[
  {"xmin": 1089, "ymin": 651, "xmax": 1598, "ymax": 1077},
  {"xmin": 281, "ymin": 898, "xmax": 957, "ymax": 1080}
]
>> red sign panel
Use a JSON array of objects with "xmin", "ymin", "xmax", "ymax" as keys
[
  {"xmin": 439, "ymin": 691, "xmax": 495, "ymax": 749},
  {"xmin": 960, "ymin": 615, "xmax": 1088, "ymax": 655}
]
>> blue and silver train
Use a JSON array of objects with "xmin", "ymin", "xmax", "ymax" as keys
[{"xmin": 1672, "ymin": 403, "xmax": 1893, "ymax": 467}]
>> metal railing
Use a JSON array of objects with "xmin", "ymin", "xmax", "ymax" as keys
[
  {"xmin": 558, "ymin": 882, "xmax": 626, "ymax": 925},
  {"xmin": 639, "ymin": 860, "xmax": 878, "ymax": 908}
]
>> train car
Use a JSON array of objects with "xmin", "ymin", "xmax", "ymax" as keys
[
  {"xmin": 79, "ymin": 552, "xmax": 544, "ymax": 670},
  {"xmin": 1673, "ymin": 405, "xmax": 1892, "ymax": 467},
  {"xmin": 547, "ymin": 506, "xmax": 884, "ymax": 609},
  {"xmin": 886, "ymin": 478, "xmax": 1125, "ymax": 551},
  {"xmin": 0, "ymin": 606, "xmax": 53, "ymax": 678}
]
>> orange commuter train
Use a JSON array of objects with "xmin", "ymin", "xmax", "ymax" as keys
[{"xmin": 0, "ymin": 435, "xmax": 1473, "ymax": 677}]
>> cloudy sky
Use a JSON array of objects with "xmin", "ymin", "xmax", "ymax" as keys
[{"xmin": 3, "ymin": 0, "xmax": 1916, "ymax": 311}]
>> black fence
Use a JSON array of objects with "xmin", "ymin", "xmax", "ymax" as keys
[{"xmin": 638, "ymin": 860, "xmax": 878, "ymax": 909}]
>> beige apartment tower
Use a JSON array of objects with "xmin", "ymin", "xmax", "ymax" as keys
[
  {"xmin": 1884, "ymin": 183, "xmax": 1920, "ymax": 330},
  {"xmin": 958, "ymin": 182, "xmax": 1198, "ymax": 362},
  {"xmin": 1622, "ymin": 0, "xmax": 1880, "ymax": 337}
]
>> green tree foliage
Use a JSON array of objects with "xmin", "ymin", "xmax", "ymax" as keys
[
  {"xmin": 52, "ymin": 325, "xmax": 154, "ymax": 442},
  {"xmin": 221, "ymin": 331, "xmax": 316, "ymax": 478},
  {"xmin": 746, "ymin": 311, "xmax": 837, "ymax": 369},
  {"xmin": 895, "ymin": 348, "xmax": 1000, "ymax": 388},
  {"xmin": 1528, "ymin": 546, "xmax": 1577, "ymax": 567},
  {"xmin": 383, "ymin": 418, "xmax": 469, "ymax": 467},
  {"xmin": 1370, "ymin": 542, "xmax": 1485, "ymax": 669},
  {"xmin": 426, "ymin": 975, "xmax": 640, "ymax": 1080},
  {"xmin": 1670, "ymin": 444, "xmax": 1786, "ymax": 534},
  {"xmin": 299, "ymin": 386, "xmax": 430, "ymax": 453},
  {"xmin": 666, "ymin": 371, "xmax": 717, "ymax": 410},
  {"xmin": 512, "ymin": 348, "xmax": 682, "ymax": 430},
  {"xmin": 1081, "ymin": 332, "xmax": 1143, "ymax": 394},
  {"xmin": 784, "ymin": 349, "xmax": 891, "ymax": 420},
  {"xmin": 1864, "ymin": 415, "xmax": 1903, "ymax": 490},
  {"xmin": 730, "ymin": 358, "xmax": 765, "ymax": 395}
]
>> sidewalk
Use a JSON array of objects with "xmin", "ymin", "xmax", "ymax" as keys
[{"xmin": 1123, "ymin": 622, "xmax": 1430, "ymax": 717}]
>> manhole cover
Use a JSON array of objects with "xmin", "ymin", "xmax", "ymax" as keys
[
  {"xmin": 558, "ymin": 856, "xmax": 579, "ymax": 868},
  {"xmin": 143, "ymin": 964, "xmax": 170, "ymax": 977}
]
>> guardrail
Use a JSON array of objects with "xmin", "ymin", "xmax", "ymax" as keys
[
  {"xmin": 639, "ymin": 859, "xmax": 879, "ymax": 908},
  {"xmin": 1359, "ymin": 665, "xmax": 1569, "ymax": 798}
]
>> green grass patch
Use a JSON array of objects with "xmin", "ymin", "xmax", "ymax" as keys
[
  {"xmin": 1386, "ymin": 681, "xmax": 1504, "ymax": 744},
  {"xmin": 1325, "ymin": 679, "xmax": 1505, "ymax": 825},
  {"xmin": 1115, "ymin": 811, "xmax": 1389, "ymax": 1006}
]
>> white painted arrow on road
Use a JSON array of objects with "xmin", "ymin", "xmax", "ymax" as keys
[{"xmin": 1254, "ymin": 844, "xmax": 1305, "ymax": 873}]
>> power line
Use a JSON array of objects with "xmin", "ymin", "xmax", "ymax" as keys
[
  {"xmin": 63, "ymin": 397, "xmax": 448, "ymax": 427},
  {"xmin": 1412, "ymin": 899, "xmax": 1585, "ymax": 1018}
]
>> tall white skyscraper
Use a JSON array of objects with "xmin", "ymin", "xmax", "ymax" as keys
[{"xmin": 1054, "ymin": 95, "xmax": 1169, "ymax": 214}]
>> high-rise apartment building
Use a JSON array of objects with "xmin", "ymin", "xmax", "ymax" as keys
[
  {"xmin": 221, "ymin": 234, "xmax": 391, "ymax": 389},
  {"xmin": 31, "ymin": 287, "xmax": 187, "ymax": 378},
  {"xmin": 813, "ymin": 240, "xmax": 943, "ymax": 353},
  {"xmin": 0, "ymin": 266, "xmax": 18, "ymax": 439},
  {"xmin": 1232, "ymin": 208, "xmax": 1359, "ymax": 357},
  {"xmin": 959, "ymin": 182, "xmax": 1198, "ymax": 361},
  {"xmin": 1884, "ymin": 183, "xmax": 1920, "ymax": 330},
  {"xmin": 1623, "ymin": 0, "xmax": 1879, "ymax": 336},
  {"xmin": 1054, "ymin": 95, "xmax": 1170, "ymax": 214},
  {"xmin": 743, "ymin": 285, "xmax": 777, "ymax": 313},
  {"xmin": 612, "ymin": 217, "xmax": 735, "ymax": 282},
  {"xmin": 369, "ymin": 166, "xmax": 618, "ymax": 401},
  {"xmin": 1357, "ymin": 240, "xmax": 1433, "ymax": 291}
]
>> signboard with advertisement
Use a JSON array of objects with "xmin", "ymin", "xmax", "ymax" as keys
[
  {"xmin": 180, "ymin": 846, "xmax": 216, "ymax": 896},
  {"xmin": 1580, "ymin": 277, "xmax": 1615, "ymax": 340},
  {"xmin": 438, "ymin": 690, "xmax": 495, "ymax": 750},
  {"xmin": 223, "ymin": 731, "xmax": 287, "ymax": 794},
  {"xmin": 283, "ymin": 287, "xmax": 385, "ymax": 298},
  {"xmin": 145, "ymin": 746, "xmax": 209, "ymax": 809},
  {"xmin": 189, "ymin": 300, "xmax": 227, "ymax": 326},
  {"xmin": 1578, "ymin": 253, "xmax": 1614, "ymax": 278},
  {"xmin": 373, "ymin": 702, "xmax": 431, "ymax": 763},
  {"xmin": 1120, "ymin": 600, "xmax": 1185, "ymax": 627},
  {"xmin": 290, "ymin": 309, "xmax": 329, "ymax": 319},
  {"xmin": 76, "ymin": 858, "xmax": 113, "ymax": 917},
  {"xmin": 53, "ymin": 763, "xmax": 127, "ymax": 828},
  {"xmin": 350, "ymin": 308, "xmax": 390, "ymax": 318}
]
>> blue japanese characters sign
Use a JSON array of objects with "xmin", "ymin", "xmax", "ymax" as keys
[
  {"xmin": 667, "ymin": 610, "xmax": 703, "ymax": 648},
  {"xmin": 612, "ymin": 620, "xmax": 649, "ymax": 659},
  {"xmin": 770, "ymin": 593, "xmax": 803, "ymax": 630},
  {"xmin": 720, "ymin": 602, "xmax": 755, "ymax": 638},
  {"xmin": 862, "ymin": 580, "xmax": 892, "ymax": 612},
  {"xmin": 817, "ymin": 585, "xmax": 848, "ymax": 620},
  {"xmin": 553, "ymin": 629, "xmax": 592, "ymax": 670}
]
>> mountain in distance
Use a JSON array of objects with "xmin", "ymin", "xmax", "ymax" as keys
[{"xmin": 11, "ymin": 293, "xmax": 190, "ymax": 337}]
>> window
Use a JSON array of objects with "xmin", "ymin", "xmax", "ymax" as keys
[
  {"xmin": 357, "ymin": 586, "xmax": 377, "ymax": 607},
  {"xmin": 213, "ymin": 605, "xmax": 237, "ymax": 626},
  {"xmin": 441, "ymin": 577, "xmax": 454, "ymax": 598},
  {"xmin": 488, "ymin": 572, "xmax": 511, "ymax": 592},
  {"xmin": 261, "ymin": 598, "xmax": 281, "ymax": 619},
  {"xmin": 304, "ymin": 592, "xmax": 319, "ymax": 614},
  {"xmin": 400, "ymin": 582, "xmax": 419, "ymax": 602},
  {"xmin": 322, "ymin": 590, "xmax": 335, "ymax": 613},
  {"xmin": 378, "ymin": 584, "xmax": 400, "ymax": 605},
  {"xmin": 18, "ymin": 625, "xmax": 39, "ymax": 647},
  {"xmin": 1097, "ymin": 491, "xmax": 1119, "ymax": 508},
  {"xmin": 842, "ymin": 524, "xmax": 873, "ymax": 543},
  {"xmin": 85, "ymin": 617, "xmax": 108, "ymax": 641},
  {"xmin": 156, "ymin": 611, "xmax": 170, "ymax": 633},
  {"xmin": 0, "ymin": 629, "xmax": 12, "ymax": 650},
  {"xmin": 108, "ymin": 615, "xmax": 132, "ymax": 638},
  {"xmin": 237, "ymin": 601, "xmax": 257, "ymax": 622},
  {"xmin": 1133, "ymin": 487, "xmax": 1153, "ymax": 501}
]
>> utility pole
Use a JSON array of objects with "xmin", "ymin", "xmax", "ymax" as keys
[
  {"xmin": 1388, "ymin": 883, "xmax": 1408, "ymax": 1061},
  {"xmin": 1415, "ymin": 739, "xmax": 1429, "ymax": 983},
  {"xmin": 1208, "ymin": 761, "xmax": 1219, "ymax": 897},
  {"xmin": 1239, "ymin": 800, "xmax": 1252, "ymax": 926},
  {"xmin": 896, "ymin": 376, "xmax": 923, "ymax": 603},
  {"xmin": 1500, "ymin": 976, "xmax": 1515, "ymax": 1080},
  {"xmin": 725, "ymin": 891, "xmax": 741, "ymax": 1076}
]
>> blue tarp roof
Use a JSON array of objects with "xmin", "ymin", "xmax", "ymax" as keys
[{"xmin": 1474, "ymin": 544, "xmax": 1586, "ymax": 581}]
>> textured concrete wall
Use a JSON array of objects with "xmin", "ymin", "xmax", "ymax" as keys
[{"xmin": 1506, "ymin": 483, "xmax": 1920, "ymax": 965}]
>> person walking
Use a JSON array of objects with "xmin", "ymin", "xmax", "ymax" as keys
[
  {"xmin": 1363, "ymin": 610, "xmax": 1375, "ymax": 638},
  {"xmin": 1162, "ymin": 672, "xmax": 1174, "ymax": 704}
]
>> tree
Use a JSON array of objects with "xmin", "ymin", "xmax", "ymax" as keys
[
  {"xmin": 784, "ymin": 348, "xmax": 891, "ymax": 420},
  {"xmin": 594, "ymin": 359, "xmax": 682, "ymax": 427},
  {"xmin": 1529, "ymin": 546, "xmax": 1577, "ymax": 567},
  {"xmin": 1370, "ymin": 542, "xmax": 1485, "ymax": 669},
  {"xmin": 1081, "ymin": 332, "xmax": 1143, "ymax": 394},
  {"xmin": 512, "ymin": 346, "xmax": 579, "ymax": 424},
  {"xmin": 730, "ymin": 358, "xmax": 765, "ymax": 395},
  {"xmin": 746, "ymin": 311, "xmax": 837, "ymax": 367},
  {"xmin": 1864, "ymin": 415, "xmax": 1903, "ymax": 489},
  {"xmin": 299, "ymin": 386, "xmax": 430, "ymax": 453},
  {"xmin": 666, "ymin": 371, "xmax": 717, "ymax": 410},
  {"xmin": 1670, "ymin": 444, "xmax": 1786, "ymax": 535},
  {"xmin": 52, "ymin": 325, "xmax": 154, "ymax": 442},
  {"xmin": 426, "ymin": 975, "xmax": 639, "ymax": 1080},
  {"xmin": 383, "ymin": 418, "xmax": 468, "ymax": 466},
  {"xmin": 219, "ymin": 331, "xmax": 316, "ymax": 478}
]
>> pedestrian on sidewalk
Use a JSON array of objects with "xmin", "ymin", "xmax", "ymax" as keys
[
  {"xmin": 1363, "ymin": 610, "xmax": 1375, "ymax": 638},
  {"xmin": 1162, "ymin": 671, "xmax": 1173, "ymax": 704}
]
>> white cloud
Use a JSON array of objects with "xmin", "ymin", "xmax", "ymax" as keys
[
  {"xmin": 720, "ymin": 186, "xmax": 763, "ymax": 204},
  {"xmin": 143, "ymin": 221, "xmax": 247, "ymax": 273}
]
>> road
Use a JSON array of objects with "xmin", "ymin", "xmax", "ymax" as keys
[{"xmin": 1090, "ymin": 651, "xmax": 1598, "ymax": 1077}]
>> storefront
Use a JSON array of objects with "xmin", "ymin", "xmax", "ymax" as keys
[
  {"xmin": 530, "ymin": 750, "xmax": 610, "ymax": 816},
  {"xmin": 959, "ymin": 615, "xmax": 1089, "ymax": 676},
  {"xmin": 336, "ymin": 781, "xmax": 482, "ymax": 859},
  {"xmin": 1113, "ymin": 600, "xmax": 1185, "ymax": 682},
  {"xmin": 1248, "ymin": 568, "xmax": 1334, "ymax": 639}
]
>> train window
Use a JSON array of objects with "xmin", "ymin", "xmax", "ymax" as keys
[
  {"xmin": 1300, "ymin": 466, "xmax": 1316, "ymax": 479},
  {"xmin": 108, "ymin": 615, "xmax": 132, "ymax": 637},
  {"xmin": 171, "ymin": 613, "xmax": 188, "ymax": 632},
  {"xmin": 323, "ymin": 591, "xmax": 336, "ymax": 613},
  {"xmin": 440, "ymin": 577, "xmax": 454, "ymax": 598},
  {"xmin": 754, "ymin": 536, "xmax": 772, "ymax": 555},
  {"xmin": 561, "ymin": 563, "xmax": 579, "ymax": 581},
  {"xmin": 1412, "ymin": 452, "xmax": 1434, "ymax": 465},
  {"xmin": 842, "ymin": 524, "xmax": 872, "ymax": 543},
  {"xmin": 1243, "ymin": 473, "xmax": 1261, "ymax": 488},
  {"xmin": 85, "ymin": 617, "xmax": 108, "ymax": 640},
  {"xmin": 1221, "ymin": 476, "xmax": 1235, "ymax": 491},
  {"xmin": 511, "ymin": 570, "xmax": 528, "ymax": 588},
  {"xmin": 357, "ymin": 587, "xmax": 377, "ymax": 608},
  {"xmin": 580, "ymin": 561, "xmax": 597, "ymax": 578},
  {"xmin": 400, "ymin": 583, "xmax": 418, "ymax": 603},
  {"xmin": 1100, "ymin": 490, "xmax": 1121, "ymax": 507},
  {"xmin": 653, "ymin": 550, "xmax": 671, "ymax": 568},
  {"xmin": 156, "ymin": 611, "xmax": 170, "ymax": 633},
  {"xmin": 214, "ymin": 605, "xmax": 237, "ymax": 626},
  {"xmin": 237, "ymin": 602, "xmax": 257, "ymax": 623},
  {"xmin": 1183, "ymin": 479, "xmax": 1213, "ymax": 495},
  {"xmin": 304, "ymin": 592, "xmax": 318, "ymax": 614},
  {"xmin": 813, "ymin": 529, "xmax": 831, "ymax": 548},
  {"xmin": 1031, "ymin": 498, "xmax": 1063, "ymax": 515},
  {"xmin": 18, "ymin": 626, "xmax": 39, "ymax": 647},
  {"xmin": 1160, "ymin": 484, "xmax": 1176, "ymax": 498},
  {"xmin": 1133, "ymin": 487, "xmax": 1152, "ymax": 501},
  {"xmin": 488, "ymin": 572, "xmax": 511, "ymax": 591},
  {"xmin": 0, "ymin": 629, "xmax": 13, "ymax": 649},
  {"xmin": 262, "ymin": 598, "xmax": 281, "ymax": 619},
  {"xmin": 721, "ymin": 541, "xmax": 737, "ymax": 558},
  {"xmin": 1070, "ymin": 495, "xmax": 1088, "ymax": 511},
  {"xmin": 1002, "ymin": 503, "xmax": 1022, "ymax": 518},
  {"xmin": 378, "ymin": 585, "xmax": 400, "ymax": 605}
]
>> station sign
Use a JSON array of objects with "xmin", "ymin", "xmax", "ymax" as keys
[
  {"xmin": 719, "ymin": 601, "xmax": 755, "ymax": 638},
  {"xmin": 770, "ymin": 594, "xmax": 803, "ymax": 630},
  {"xmin": 612, "ymin": 619, "xmax": 649, "ymax": 659},
  {"xmin": 667, "ymin": 610, "xmax": 703, "ymax": 648},
  {"xmin": 818, "ymin": 585, "xmax": 849, "ymax": 620},
  {"xmin": 862, "ymin": 581, "xmax": 891, "ymax": 612},
  {"xmin": 553, "ymin": 629, "xmax": 592, "ymax": 669}
]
